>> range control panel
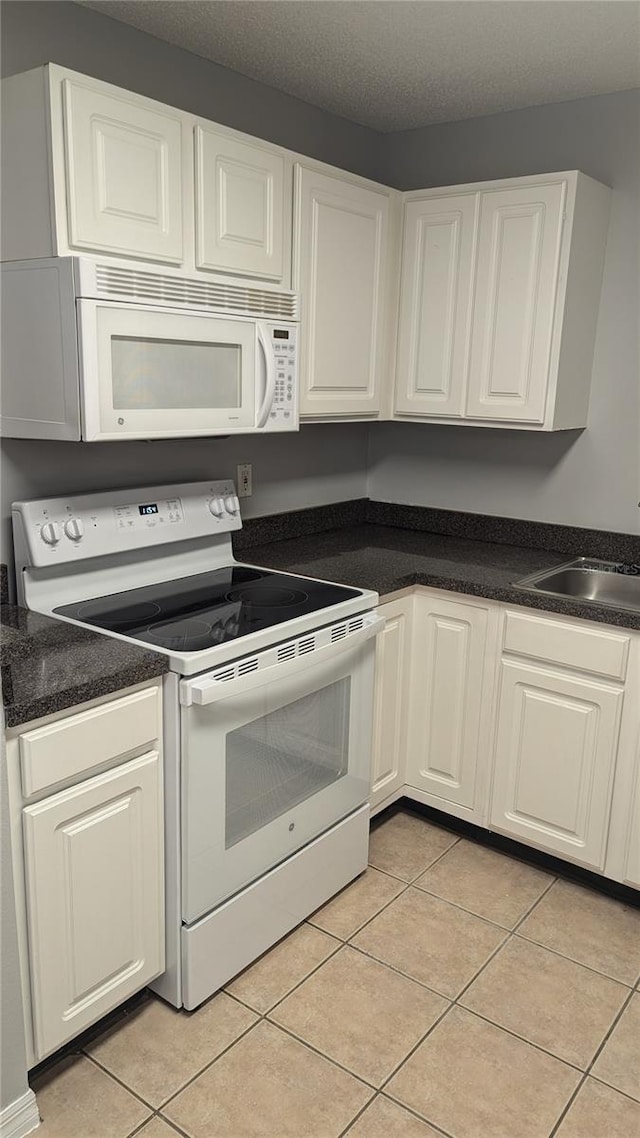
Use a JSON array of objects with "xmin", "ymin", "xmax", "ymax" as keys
[{"xmin": 13, "ymin": 480, "xmax": 241, "ymax": 567}]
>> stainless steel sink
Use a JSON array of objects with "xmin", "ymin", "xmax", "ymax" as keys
[{"xmin": 514, "ymin": 558, "xmax": 640, "ymax": 614}]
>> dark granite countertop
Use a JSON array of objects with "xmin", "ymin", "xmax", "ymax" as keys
[
  {"xmin": 238, "ymin": 524, "xmax": 640, "ymax": 632},
  {"xmin": 1, "ymin": 605, "xmax": 169, "ymax": 729}
]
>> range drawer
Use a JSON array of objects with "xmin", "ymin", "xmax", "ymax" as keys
[
  {"xmin": 20, "ymin": 685, "xmax": 161, "ymax": 796},
  {"xmin": 502, "ymin": 610, "xmax": 630, "ymax": 681}
]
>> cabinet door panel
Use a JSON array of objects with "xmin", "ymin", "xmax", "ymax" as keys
[
  {"xmin": 407, "ymin": 596, "xmax": 488, "ymax": 809},
  {"xmin": 624, "ymin": 737, "xmax": 640, "ymax": 887},
  {"xmin": 490, "ymin": 660, "xmax": 622, "ymax": 868},
  {"xmin": 23, "ymin": 751, "xmax": 163, "ymax": 1060},
  {"xmin": 395, "ymin": 195, "xmax": 477, "ymax": 417},
  {"xmin": 466, "ymin": 182, "xmax": 565, "ymax": 422},
  {"xmin": 371, "ymin": 598, "xmax": 411, "ymax": 809},
  {"xmin": 295, "ymin": 166, "xmax": 389, "ymax": 417},
  {"xmin": 196, "ymin": 126, "xmax": 285, "ymax": 279},
  {"xmin": 63, "ymin": 80, "xmax": 183, "ymax": 263}
]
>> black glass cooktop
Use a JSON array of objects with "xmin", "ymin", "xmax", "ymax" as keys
[{"xmin": 54, "ymin": 566, "xmax": 361, "ymax": 652}]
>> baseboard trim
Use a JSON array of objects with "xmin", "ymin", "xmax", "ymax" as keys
[{"xmin": 0, "ymin": 1090, "xmax": 39, "ymax": 1138}]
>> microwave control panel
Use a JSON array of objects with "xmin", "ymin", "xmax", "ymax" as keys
[
  {"xmin": 13, "ymin": 480, "xmax": 242, "ymax": 567},
  {"xmin": 267, "ymin": 324, "xmax": 298, "ymax": 429}
]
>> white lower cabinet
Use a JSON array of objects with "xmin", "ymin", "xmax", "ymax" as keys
[
  {"xmin": 370, "ymin": 596, "xmax": 413, "ymax": 812},
  {"xmin": 404, "ymin": 590, "xmax": 495, "ymax": 823},
  {"xmin": 23, "ymin": 751, "xmax": 164, "ymax": 1060},
  {"xmin": 489, "ymin": 659, "xmax": 623, "ymax": 869},
  {"xmin": 371, "ymin": 590, "xmax": 639, "ymax": 884},
  {"xmin": 7, "ymin": 681, "xmax": 165, "ymax": 1065}
]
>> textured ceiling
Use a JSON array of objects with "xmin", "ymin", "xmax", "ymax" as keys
[{"xmin": 82, "ymin": 1, "xmax": 640, "ymax": 132}]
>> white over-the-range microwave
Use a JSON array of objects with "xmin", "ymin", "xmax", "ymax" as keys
[{"xmin": 1, "ymin": 257, "xmax": 300, "ymax": 441}]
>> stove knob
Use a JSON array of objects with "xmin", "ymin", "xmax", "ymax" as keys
[
  {"xmin": 64, "ymin": 517, "xmax": 84, "ymax": 542},
  {"xmin": 208, "ymin": 497, "xmax": 225, "ymax": 518},
  {"xmin": 224, "ymin": 495, "xmax": 239, "ymax": 516},
  {"xmin": 40, "ymin": 522, "xmax": 61, "ymax": 545}
]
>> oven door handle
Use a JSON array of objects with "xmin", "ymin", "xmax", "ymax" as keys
[{"xmin": 180, "ymin": 611, "xmax": 384, "ymax": 707}]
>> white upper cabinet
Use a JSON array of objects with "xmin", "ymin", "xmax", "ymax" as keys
[
  {"xmin": 294, "ymin": 164, "xmax": 397, "ymax": 418},
  {"xmin": 195, "ymin": 125, "xmax": 287, "ymax": 280},
  {"xmin": 394, "ymin": 172, "xmax": 611, "ymax": 430},
  {"xmin": 465, "ymin": 182, "xmax": 565, "ymax": 423},
  {"xmin": 62, "ymin": 78, "xmax": 184, "ymax": 264},
  {"xmin": 1, "ymin": 64, "xmax": 293, "ymax": 285},
  {"xmin": 395, "ymin": 194, "xmax": 477, "ymax": 418}
]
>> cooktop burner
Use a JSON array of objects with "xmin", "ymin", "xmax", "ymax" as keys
[{"xmin": 54, "ymin": 565, "xmax": 361, "ymax": 652}]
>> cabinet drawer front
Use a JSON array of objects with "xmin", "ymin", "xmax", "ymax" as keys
[
  {"xmin": 20, "ymin": 686, "xmax": 160, "ymax": 796},
  {"xmin": 503, "ymin": 610, "xmax": 630, "ymax": 680},
  {"xmin": 490, "ymin": 660, "xmax": 623, "ymax": 869},
  {"xmin": 23, "ymin": 750, "xmax": 164, "ymax": 1060}
]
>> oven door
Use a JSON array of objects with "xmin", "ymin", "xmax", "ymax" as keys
[
  {"xmin": 77, "ymin": 300, "xmax": 272, "ymax": 440},
  {"xmin": 179, "ymin": 612, "xmax": 382, "ymax": 924}
]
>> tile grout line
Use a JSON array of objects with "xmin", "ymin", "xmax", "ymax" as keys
[
  {"xmin": 261, "ymin": 1015, "xmax": 382, "ymax": 1094},
  {"xmin": 225, "ymin": 933, "xmax": 345, "ymax": 1018},
  {"xmin": 379, "ymin": 1090, "xmax": 458, "ymax": 1138},
  {"xmin": 81, "ymin": 1051, "xmax": 164, "ymax": 1114},
  {"xmin": 52, "ymin": 816, "xmax": 638, "ymax": 1138},
  {"xmin": 512, "ymin": 928, "xmax": 640, "ymax": 987},
  {"xmin": 335, "ymin": 1091, "xmax": 457, "ymax": 1138}
]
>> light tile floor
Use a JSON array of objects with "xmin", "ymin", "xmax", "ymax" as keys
[{"xmin": 31, "ymin": 810, "xmax": 640, "ymax": 1138}]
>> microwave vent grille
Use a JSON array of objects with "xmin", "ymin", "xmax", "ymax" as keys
[{"xmin": 94, "ymin": 265, "xmax": 298, "ymax": 320}]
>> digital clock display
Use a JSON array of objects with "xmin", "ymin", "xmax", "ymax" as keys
[
  {"xmin": 274, "ymin": 329, "xmax": 289, "ymax": 340},
  {"xmin": 139, "ymin": 503, "xmax": 159, "ymax": 516}
]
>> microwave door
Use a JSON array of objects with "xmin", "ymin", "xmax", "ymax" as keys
[{"xmin": 78, "ymin": 300, "xmax": 257, "ymax": 440}]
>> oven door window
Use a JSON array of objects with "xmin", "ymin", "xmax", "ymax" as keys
[
  {"xmin": 225, "ymin": 678, "xmax": 351, "ymax": 849},
  {"xmin": 181, "ymin": 640, "xmax": 374, "ymax": 924}
]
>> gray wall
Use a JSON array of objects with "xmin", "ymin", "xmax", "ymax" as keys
[
  {"xmin": 0, "ymin": 426, "xmax": 369, "ymax": 570},
  {"xmin": 0, "ymin": 0, "xmax": 375, "ymax": 573},
  {"xmin": 370, "ymin": 90, "xmax": 640, "ymax": 534}
]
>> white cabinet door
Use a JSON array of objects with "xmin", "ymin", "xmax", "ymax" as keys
[
  {"xmin": 62, "ymin": 79, "xmax": 184, "ymax": 263},
  {"xmin": 406, "ymin": 594, "xmax": 490, "ymax": 813},
  {"xmin": 195, "ymin": 125, "xmax": 286, "ymax": 280},
  {"xmin": 294, "ymin": 165, "xmax": 390, "ymax": 417},
  {"xmin": 395, "ymin": 194, "xmax": 478, "ymax": 418},
  {"xmin": 370, "ymin": 597, "xmax": 412, "ymax": 811},
  {"xmin": 23, "ymin": 751, "xmax": 164, "ymax": 1061},
  {"xmin": 465, "ymin": 181, "xmax": 565, "ymax": 422},
  {"xmin": 625, "ymin": 766, "xmax": 640, "ymax": 888},
  {"xmin": 490, "ymin": 660, "xmax": 622, "ymax": 868}
]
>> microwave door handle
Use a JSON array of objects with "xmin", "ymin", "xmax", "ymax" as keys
[{"xmin": 256, "ymin": 325, "xmax": 276, "ymax": 428}]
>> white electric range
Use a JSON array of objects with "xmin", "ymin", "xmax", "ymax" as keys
[{"xmin": 13, "ymin": 480, "xmax": 382, "ymax": 1008}]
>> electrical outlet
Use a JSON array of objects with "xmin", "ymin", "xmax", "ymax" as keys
[{"xmin": 237, "ymin": 463, "xmax": 252, "ymax": 498}]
